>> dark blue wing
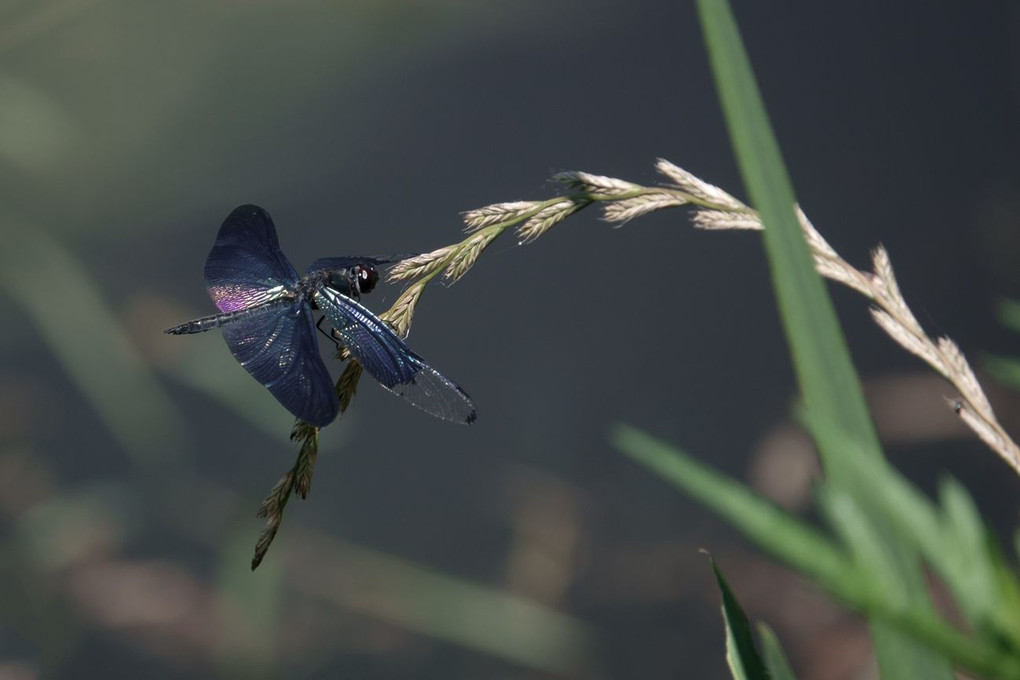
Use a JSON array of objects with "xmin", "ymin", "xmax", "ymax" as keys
[
  {"xmin": 205, "ymin": 205, "xmax": 300, "ymax": 313},
  {"xmin": 220, "ymin": 298, "xmax": 339, "ymax": 427},
  {"xmin": 313, "ymin": 286, "xmax": 476, "ymax": 424}
]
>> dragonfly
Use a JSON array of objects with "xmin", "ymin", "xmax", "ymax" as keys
[{"xmin": 165, "ymin": 204, "xmax": 476, "ymax": 427}]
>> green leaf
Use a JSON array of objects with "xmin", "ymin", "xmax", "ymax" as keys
[
  {"xmin": 757, "ymin": 623, "xmax": 798, "ymax": 680},
  {"xmin": 710, "ymin": 557, "xmax": 769, "ymax": 680},
  {"xmin": 296, "ymin": 539, "xmax": 597, "ymax": 675},
  {"xmin": 804, "ymin": 415, "xmax": 1020, "ymax": 678},
  {"xmin": 615, "ymin": 423, "xmax": 1020, "ymax": 679},
  {"xmin": 214, "ymin": 523, "xmax": 282, "ymax": 678},
  {"xmin": 0, "ymin": 220, "xmax": 189, "ymax": 466},
  {"xmin": 995, "ymin": 298, "xmax": 1020, "ymax": 334},
  {"xmin": 694, "ymin": 2, "xmax": 951, "ymax": 676},
  {"xmin": 987, "ymin": 539, "xmax": 1020, "ymax": 650},
  {"xmin": 815, "ymin": 485, "xmax": 906, "ymax": 604},
  {"xmin": 695, "ymin": 1, "xmax": 879, "ymax": 462},
  {"xmin": 982, "ymin": 354, "xmax": 1020, "ymax": 392},
  {"xmin": 612, "ymin": 425, "xmax": 849, "ymax": 586},
  {"xmin": 938, "ymin": 477, "xmax": 1000, "ymax": 631},
  {"xmin": 809, "ymin": 414, "xmax": 1015, "ymax": 641}
]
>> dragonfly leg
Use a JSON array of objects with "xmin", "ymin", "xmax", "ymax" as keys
[{"xmin": 315, "ymin": 315, "xmax": 343, "ymax": 349}]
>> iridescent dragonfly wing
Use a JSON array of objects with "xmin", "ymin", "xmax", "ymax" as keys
[
  {"xmin": 220, "ymin": 298, "xmax": 340, "ymax": 427},
  {"xmin": 313, "ymin": 286, "xmax": 476, "ymax": 424},
  {"xmin": 204, "ymin": 204, "xmax": 300, "ymax": 312}
]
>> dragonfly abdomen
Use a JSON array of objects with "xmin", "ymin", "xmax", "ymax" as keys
[{"xmin": 165, "ymin": 299, "xmax": 295, "ymax": 335}]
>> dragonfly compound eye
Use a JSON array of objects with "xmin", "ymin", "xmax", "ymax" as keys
[{"xmin": 357, "ymin": 265, "xmax": 379, "ymax": 295}]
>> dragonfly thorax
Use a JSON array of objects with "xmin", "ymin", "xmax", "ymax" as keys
[{"xmin": 300, "ymin": 263, "xmax": 379, "ymax": 303}]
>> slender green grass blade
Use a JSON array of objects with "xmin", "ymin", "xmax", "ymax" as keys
[
  {"xmin": 288, "ymin": 533, "xmax": 599, "ymax": 675},
  {"xmin": 213, "ymin": 522, "xmax": 281, "ymax": 680},
  {"xmin": 808, "ymin": 411, "xmax": 1012, "ymax": 640},
  {"xmin": 695, "ymin": 0, "xmax": 878, "ymax": 467},
  {"xmin": 710, "ymin": 557, "xmax": 769, "ymax": 680},
  {"xmin": 983, "ymin": 354, "xmax": 1020, "ymax": 392},
  {"xmin": 0, "ymin": 219, "xmax": 189, "ymax": 465},
  {"xmin": 806, "ymin": 413, "xmax": 1020, "ymax": 678},
  {"xmin": 694, "ymin": 3, "xmax": 951, "ymax": 677},
  {"xmin": 757, "ymin": 623, "xmax": 798, "ymax": 680},
  {"xmin": 938, "ymin": 478, "xmax": 1000, "ymax": 631},
  {"xmin": 987, "ymin": 540, "xmax": 1020, "ymax": 649},
  {"xmin": 815, "ymin": 486, "xmax": 906, "ymax": 601},
  {"xmin": 995, "ymin": 298, "xmax": 1020, "ymax": 334},
  {"xmin": 611, "ymin": 425, "xmax": 849, "ymax": 585},
  {"xmin": 616, "ymin": 423, "xmax": 1020, "ymax": 679}
]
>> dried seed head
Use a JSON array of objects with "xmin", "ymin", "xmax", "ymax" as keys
[
  {"xmin": 293, "ymin": 430, "xmax": 319, "ymax": 499},
  {"xmin": 379, "ymin": 282, "xmax": 425, "ymax": 339},
  {"xmin": 958, "ymin": 405, "xmax": 1015, "ymax": 462},
  {"xmin": 601, "ymin": 192, "xmax": 689, "ymax": 224},
  {"xmin": 443, "ymin": 228, "xmax": 502, "ymax": 284},
  {"xmin": 870, "ymin": 307, "xmax": 947, "ymax": 374},
  {"xmin": 335, "ymin": 359, "xmax": 364, "ymax": 414},
  {"xmin": 655, "ymin": 159, "xmax": 745, "ymax": 210},
  {"xmin": 813, "ymin": 257, "xmax": 874, "ymax": 298},
  {"xmin": 388, "ymin": 247, "xmax": 455, "ymax": 282},
  {"xmin": 553, "ymin": 170, "xmax": 640, "ymax": 196},
  {"xmin": 936, "ymin": 337, "xmax": 991, "ymax": 415},
  {"xmin": 517, "ymin": 198, "xmax": 586, "ymax": 243},
  {"xmin": 691, "ymin": 208, "xmax": 763, "ymax": 231},
  {"xmin": 462, "ymin": 202, "xmax": 538, "ymax": 233}
]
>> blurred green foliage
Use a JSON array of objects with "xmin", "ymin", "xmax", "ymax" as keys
[{"xmin": 613, "ymin": 3, "xmax": 1020, "ymax": 679}]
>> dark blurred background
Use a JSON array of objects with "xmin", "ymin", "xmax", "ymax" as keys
[{"xmin": 0, "ymin": 2, "xmax": 1018, "ymax": 679}]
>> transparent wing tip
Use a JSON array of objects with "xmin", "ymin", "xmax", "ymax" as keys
[{"xmin": 389, "ymin": 366, "xmax": 477, "ymax": 425}]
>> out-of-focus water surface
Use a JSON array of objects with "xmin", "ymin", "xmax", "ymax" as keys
[{"xmin": 0, "ymin": 2, "xmax": 1017, "ymax": 678}]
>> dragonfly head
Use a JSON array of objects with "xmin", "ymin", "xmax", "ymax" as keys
[{"xmin": 316, "ymin": 263, "xmax": 381, "ymax": 302}]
